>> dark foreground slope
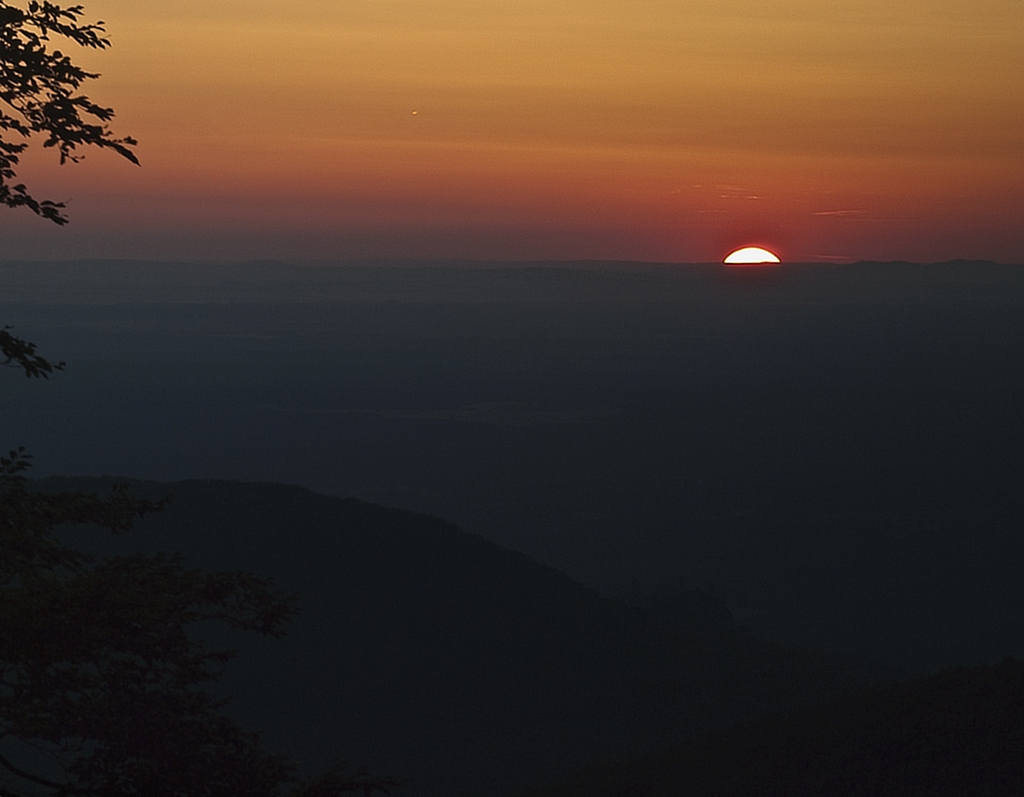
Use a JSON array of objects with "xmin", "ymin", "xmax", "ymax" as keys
[
  {"xmin": 524, "ymin": 658, "xmax": 1024, "ymax": 797},
  {"xmin": 37, "ymin": 477, "xmax": 883, "ymax": 797}
]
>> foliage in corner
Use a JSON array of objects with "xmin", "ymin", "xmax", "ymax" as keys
[
  {"xmin": 0, "ymin": 1, "xmax": 138, "ymax": 225},
  {"xmin": 0, "ymin": 447, "xmax": 395, "ymax": 797}
]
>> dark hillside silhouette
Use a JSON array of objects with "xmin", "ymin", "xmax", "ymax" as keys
[
  {"xmin": 522, "ymin": 658, "xmax": 1024, "ymax": 797},
  {"xmin": 34, "ymin": 477, "xmax": 891, "ymax": 797},
  {"xmin": 2, "ymin": 457, "xmax": 392, "ymax": 797}
]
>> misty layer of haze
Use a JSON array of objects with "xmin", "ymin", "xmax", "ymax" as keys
[
  {"xmin": 7, "ymin": 259, "xmax": 1024, "ymax": 666},
  {"xmin": 6, "ymin": 258, "xmax": 1024, "ymax": 795}
]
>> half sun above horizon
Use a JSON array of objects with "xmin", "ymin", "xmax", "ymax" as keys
[{"xmin": 723, "ymin": 246, "xmax": 782, "ymax": 265}]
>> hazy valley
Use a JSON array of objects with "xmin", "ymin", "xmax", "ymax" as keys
[{"xmin": 6, "ymin": 259, "xmax": 1024, "ymax": 794}]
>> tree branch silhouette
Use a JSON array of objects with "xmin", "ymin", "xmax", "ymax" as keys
[
  {"xmin": 1, "ymin": 1, "xmax": 138, "ymax": 225},
  {"xmin": 1, "ymin": 326, "xmax": 64, "ymax": 377}
]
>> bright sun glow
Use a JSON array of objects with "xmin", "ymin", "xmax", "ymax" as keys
[{"xmin": 723, "ymin": 246, "xmax": 781, "ymax": 265}]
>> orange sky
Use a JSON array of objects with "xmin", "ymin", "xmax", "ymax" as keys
[{"xmin": 2, "ymin": 0, "xmax": 1022, "ymax": 262}]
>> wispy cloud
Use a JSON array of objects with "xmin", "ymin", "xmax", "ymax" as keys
[{"xmin": 715, "ymin": 184, "xmax": 763, "ymax": 200}]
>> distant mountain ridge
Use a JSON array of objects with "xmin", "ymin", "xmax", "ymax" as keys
[
  {"xmin": 35, "ymin": 477, "xmax": 889, "ymax": 797},
  {"xmin": 3, "ymin": 257, "xmax": 1022, "ymax": 305}
]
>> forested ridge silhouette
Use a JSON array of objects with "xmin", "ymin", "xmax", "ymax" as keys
[{"xmin": 31, "ymin": 476, "xmax": 894, "ymax": 797}]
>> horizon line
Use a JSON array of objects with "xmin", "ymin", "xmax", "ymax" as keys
[{"xmin": 1, "ymin": 257, "xmax": 1020, "ymax": 268}]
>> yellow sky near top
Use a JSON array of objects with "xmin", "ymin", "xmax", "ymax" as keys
[
  {"xmin": 8, "ymin": 0, "xmax": 1024, "ymax": 260},
  {"xmin": 97, "ymin": 0, "xmax": 1022, "ymax": 152}
]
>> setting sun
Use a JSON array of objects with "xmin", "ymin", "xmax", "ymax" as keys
[{"xmin": 723, "ymin": 247, "xmax": 782, "ymax": 265}]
